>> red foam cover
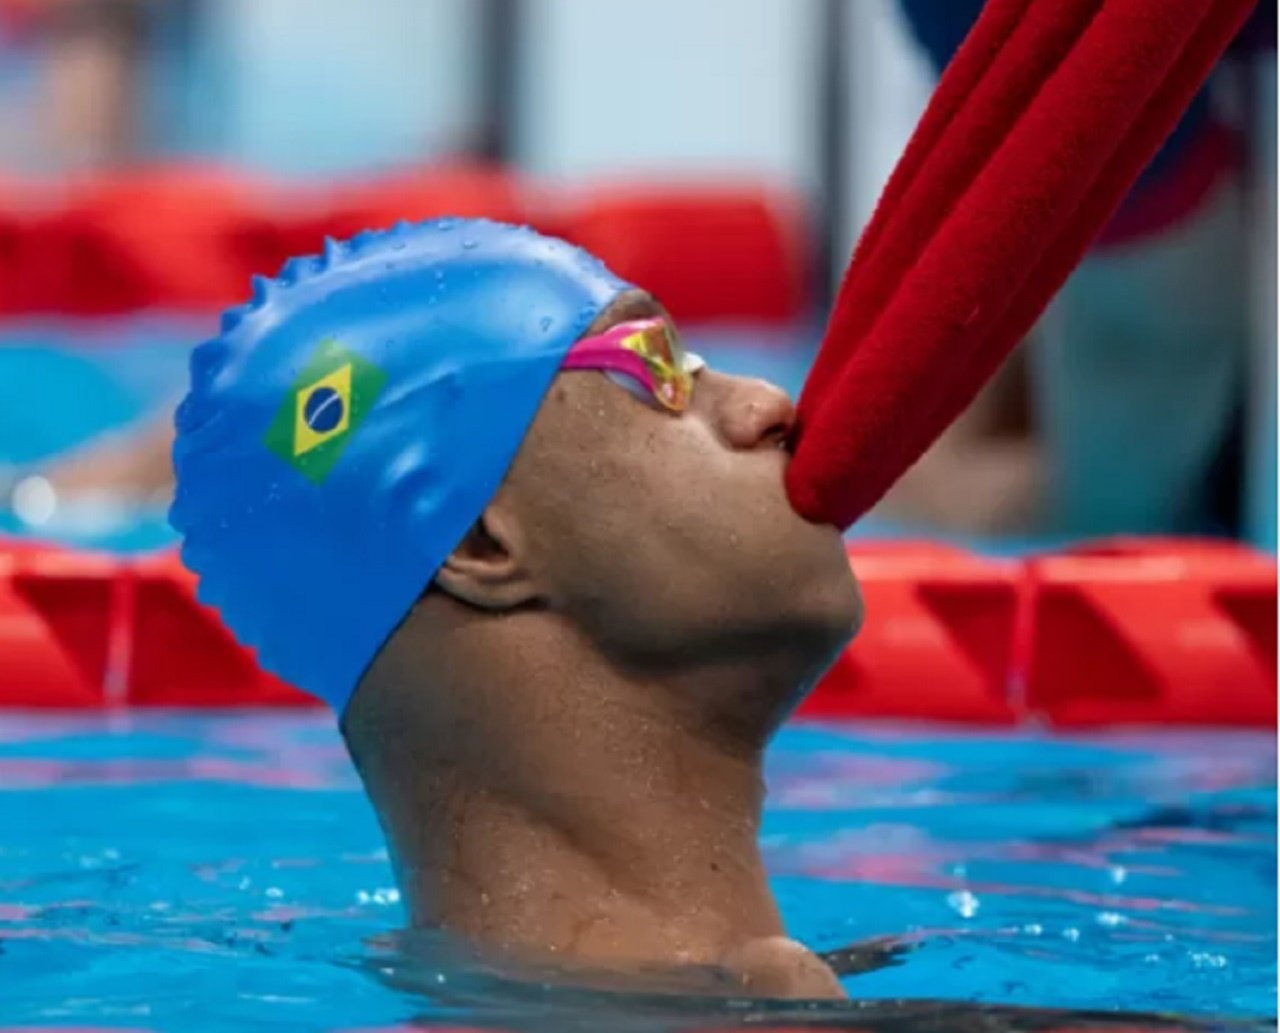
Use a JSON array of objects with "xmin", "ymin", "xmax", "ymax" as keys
[{"xmin": 787, "ymin": 0, "xmax": 1257, "ymax": 529}]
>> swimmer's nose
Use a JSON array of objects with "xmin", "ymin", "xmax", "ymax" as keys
[{"xmin": 702, "ymin": 371, "xmax": 796, "ymax": 451}]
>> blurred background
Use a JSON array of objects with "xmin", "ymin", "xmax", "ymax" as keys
[{"xmin": 0, "ymin": 0, "xmax": 1275, "ymax": 553}]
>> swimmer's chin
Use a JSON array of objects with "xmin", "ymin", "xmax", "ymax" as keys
[
  {"xmin": 819, "ymin": 537, "xmax": 864, "ymax": 643},
  {"xmin": 783, "ymin": 547, "xmax": 863, "ymax": 694},
  {"xmin": 768, "ymin": 478, "xmax": 861, "ymax": 646},
  {"xmin": 818, "ymin": 568, "xmax": 864, "ymax": 662}
]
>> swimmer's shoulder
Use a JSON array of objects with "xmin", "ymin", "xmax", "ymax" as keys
[{"xmin": 720, "ymin": 936, "xmax": 846, "ymax": 1000}]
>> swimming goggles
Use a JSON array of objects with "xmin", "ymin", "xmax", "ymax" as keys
[{"xmin": 561, "ymin": 317, "xmax": 705, "ymax": 412}]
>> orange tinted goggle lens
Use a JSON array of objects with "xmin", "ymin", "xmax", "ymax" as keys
[{"xmin": 619, "ymin": 323, "xmax": 693, "ymax": 410}]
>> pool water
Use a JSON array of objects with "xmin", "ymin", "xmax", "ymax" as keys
[{"xmin": 0, "ymin": 713, "xmax": 1273, "ymax": 1031}]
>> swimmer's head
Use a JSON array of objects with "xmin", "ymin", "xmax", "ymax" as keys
[{"xmin": 171, "ymin": 219, "xmax": 860, "ymax": 723}]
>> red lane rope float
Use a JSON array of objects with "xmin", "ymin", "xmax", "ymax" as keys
[
  {"xmin": 2, "ymin": 537, "xmax": 1272, "ymax": 727},
  {"xmin": 799, "ymin": 542, "xmax": 1023, "ymax": 726},
  {"xmin": 0, "ymin": 542, "xmax": 311, "ymax": 710},
  {"xmin": 1023, "ymin": 540, "xmax": 1277, "ymax": 728},
  {"xmin": 784, "ymin": 0, "xmax": 1258, "ymax": 531},
  {"xmin": 0, "ymin": 541, "xmax": 119, "ymax": 709},
  {"xmin": 799, "ymin": 539, "xmax": 1276, "ymax": 728}
]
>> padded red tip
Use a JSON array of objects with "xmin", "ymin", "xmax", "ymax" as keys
[{"xmin": 787, "ymin": 0, "xmax": 1258, "ymax": 530}]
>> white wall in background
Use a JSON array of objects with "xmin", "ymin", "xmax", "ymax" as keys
[
  {"xmin": 841, "ymin": 0, "xmax": 936, "ymax": 261},
  {"xmin": 175, "ymin": 0, "xmax": 941, "ymax": 263},
  {"xmin": 199, "ymin": 0, "xmax": 480, "ymax": 176},
  {"xmin": 516, "ymin": 0, "xmax": 822, "ymax": 190}
]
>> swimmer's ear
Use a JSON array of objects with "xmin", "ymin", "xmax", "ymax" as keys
[{"xmin": 433, "ymin": 507, "xmax": 537, "ymax": 610}]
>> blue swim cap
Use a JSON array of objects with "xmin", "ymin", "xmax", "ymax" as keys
[{"xmin": 170, "ymin": 219, "xmax": 632, "ymax": 713}]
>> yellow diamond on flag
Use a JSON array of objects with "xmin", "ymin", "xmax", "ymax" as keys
[{"xmin": 293, "ymin": 363, "xmax": 353, "ymax": 457}]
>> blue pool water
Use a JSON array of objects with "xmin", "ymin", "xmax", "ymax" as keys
[{"xmin": 0, "ymin": 713, "xmax": 1273, "ymax": 1031}]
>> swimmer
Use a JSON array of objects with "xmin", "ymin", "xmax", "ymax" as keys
[{"xmin": 170, "ymin": 220, "xmax": 864, "ymax": 999}]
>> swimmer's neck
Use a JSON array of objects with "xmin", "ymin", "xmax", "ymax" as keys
[
  {"xmin": 400, "ymin": 706, "xmax": 781, "ymax": 967},
  {"xmin": 346, "ymin": 605, "xmax": 810, "ymax": 971}
]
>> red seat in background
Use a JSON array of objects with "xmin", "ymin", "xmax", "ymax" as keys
[
  {"xmin": 0, "ymin": 170, "xmax": 807, "ymax": 319},
  {"xmin": 11, "ymin": 166, "xmax": 271, "ymax": 315},
  {"xmin": 0, "ymin": 165, "xmax": 531, "ymax": 315},
  {"xmin": 558, "ymin": 183, "xmax": 811, "ymax": 326},
  {"xmin": 300, "ymin": 166, "xmax": 529, "ymax": 253},
  {"xmin": 0, "ymin": 176, "xmax": 50, "ymax": 316},
  {"xmin": 222, "ymin": 164, "xmax": 530, "ymax": 290}
]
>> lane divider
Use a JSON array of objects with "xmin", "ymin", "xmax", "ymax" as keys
[{"xmin": 1, "ymin": 537, "xmax": 1273, "ymax": 726}]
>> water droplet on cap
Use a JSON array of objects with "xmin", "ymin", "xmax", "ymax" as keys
[
  {"xmin": 539, "ymin": 316, "xmax": 553, "ymax": 332},
  {"xmin": 461, "ymin": 239, "xmax": 478, "ymax": 250}
]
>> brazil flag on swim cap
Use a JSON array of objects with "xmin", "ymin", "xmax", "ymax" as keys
[{"xmin": 264, "ymin": 340, "xmax": 387, "ymax": 484}]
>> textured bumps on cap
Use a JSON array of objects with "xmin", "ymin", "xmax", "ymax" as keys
[
  {"xmin": 193, "ymin": 218, "xmax": 576, "ymax": 419},
  {"xmin": 217, "ymin": 219, "xmax": 483, "ymax": 337}
]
